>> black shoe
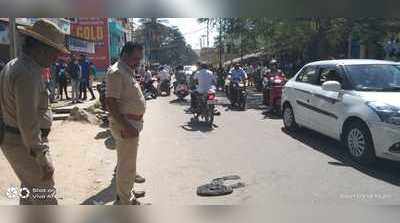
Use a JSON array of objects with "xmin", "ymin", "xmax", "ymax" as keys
[
  {"xmin": 135, "ymin": 174, "xmax": 146, "ymax": 183},
  {"xmin": 134, "ymin": 190, "xmax": 145, "ymax": 199}
]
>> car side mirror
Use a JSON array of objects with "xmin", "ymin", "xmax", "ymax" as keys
[{"xmin": 322, "ymin": 81, "xmax": 342, "ymax": 92}]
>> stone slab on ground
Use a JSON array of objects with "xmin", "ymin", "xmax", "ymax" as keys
[{"xmin": 53, "ymin": 114, "xmax": 70, "ymax": 121}]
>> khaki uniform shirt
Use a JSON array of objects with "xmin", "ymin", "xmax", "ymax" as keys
[
  {"xmin": 0, "ymin": 54, "xmax": 49, "ymax": 153},
  {"xmin": 106, "ymin": 61, "xmax": 146, "ymax": 116}
]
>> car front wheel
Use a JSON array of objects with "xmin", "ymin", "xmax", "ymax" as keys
[
  {"xmin": 344, "ymin": 120, "xmax": 376, "ymax": 164},
  {"xmin": 283, "ymin": 104, "xmax": 299, "ymax": 132}
]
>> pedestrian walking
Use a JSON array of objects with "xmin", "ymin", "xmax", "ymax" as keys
[
  {"xmin": 79, "ymin": 54, "xmax": 94, "ymax": 101},
  {"xmin": 88, "ymin": 62, "xmax": 96, "ymax": 100},
  {"xmin": 57, "ymin": 60, "xmax": 69, "ymax": 100},
  {"xmin": 105, "ymin": 42, "xmax": 146, "ymax": 205},
  {"xmin": 67, "ymin": 55, "xmax": 82, "ymax": 104},
  {"xmin": 49, "ymin": 63, "xmax": 58, "ymax": 102},
  {"xmin": 42, "ymin": 67, "xmax": 51, "ymax": 99},
  {"xmin": 0, "ymin": 19, "xmax": 69, "ymax": 205}
]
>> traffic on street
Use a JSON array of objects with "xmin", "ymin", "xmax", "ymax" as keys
[{"xmin": 1, "ymin": 17, "xmax": 400, "ymax": 206}]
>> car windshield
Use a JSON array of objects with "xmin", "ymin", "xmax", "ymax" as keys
[{"xmin": 345, "ymin": 64, "xmax": 400, "ymax": 91}]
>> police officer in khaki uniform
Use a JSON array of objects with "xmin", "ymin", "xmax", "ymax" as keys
[
  {"xmin": 0, "ymin": 19, "xmax": 69, "ymax": 205},
  {"xmin": 105, "ymin": 42, "xmax": 146, "ymax": 205}
]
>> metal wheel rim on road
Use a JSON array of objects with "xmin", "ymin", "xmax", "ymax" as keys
[
  {"xmin": 283, "ymin": 107, "xmax": 293, "ymax": 127},
  {"xmin": 348, "ymin": 128, "xmax": 366, "ymax": 157}
]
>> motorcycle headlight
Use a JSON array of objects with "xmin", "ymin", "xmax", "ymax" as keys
[{"xmin": 367, "ymin": 102, "xmax": 400, "ymax": 125}]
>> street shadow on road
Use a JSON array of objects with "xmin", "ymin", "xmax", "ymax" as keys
[
  {"xmin": 181, "ymin": 119, "xmax": 217, "ymax": 133},
  {"xmin": 246, "ymin": 90, "xmax": 265, "ymax": 110},
  {"xmin": 81, "ymin": 172, "xmax": 116, "ymax": 205},
  {"xmin": 282, "ymin": 127, "xmax": 400, "ymax": 187},
  {"xmin": 262, "ymin": 110, "xmax": 282, "ymax": 120},
  {"xmin": 169, "ymin": 98, "xmax": 190, "ymax": 106}
]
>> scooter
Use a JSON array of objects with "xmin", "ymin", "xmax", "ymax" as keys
[{"xmin": 263, "ymin": 74, "xmax": 286, "ymax": 113}]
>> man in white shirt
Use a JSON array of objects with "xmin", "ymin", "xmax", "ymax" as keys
[
  {"xmin": 158, "ymin": 66, "xmax": 171, "ymax": 92},
  {"xmin": 143, "ymin": 66, "xmax": 153, "ymax": 89},
  {"xmin": 190, "ymin": 63, "xmax": 216, "ymax": 110}
]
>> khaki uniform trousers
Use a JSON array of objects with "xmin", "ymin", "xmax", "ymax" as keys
[
  {"xmin": 110, "ymin": 120, "xmax": 139, "ymax": 205},
  {"xmin": 0, "ymin": 132, "xmax": 57, "ymax": 205}
]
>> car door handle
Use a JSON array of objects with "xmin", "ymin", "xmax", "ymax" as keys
[{"xmin": 306, "ymin": 99, "xmax": 310, "ymax": 103}]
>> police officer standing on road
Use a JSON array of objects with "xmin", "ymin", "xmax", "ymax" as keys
[
  {"xmin": 105, "ymin": 42, "xmax": 146, "ymax": 205},
  {"xmin": 0, "ymin": 19, "xmax": 69, "ymax": 205}
]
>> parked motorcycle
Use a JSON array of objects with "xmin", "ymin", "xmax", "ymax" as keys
[
  {"xmin": 263, "ymin": 74, "xmax": 286, "ymax": 113},
  {"xmin": 193, "ymin": 89, "xmax": 217, "ymax": 127}
]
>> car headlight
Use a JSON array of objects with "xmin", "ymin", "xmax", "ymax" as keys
[{"xmin": 367, "ymin": 101, "xmax": 400, "ymax": 125}]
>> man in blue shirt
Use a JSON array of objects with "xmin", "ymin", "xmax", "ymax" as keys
[
  {"xmin": 79, "ymin": 54, "xmax": 95, "ymax": 100},
  {"xmin": 229, "ymin": 63, "xmax": 248, "ymax": 83}
]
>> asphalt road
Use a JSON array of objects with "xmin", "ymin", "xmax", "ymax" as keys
[
  {"xmin": 2, "ymin": 88, "xmax": 400, "ymax": 205},
  {"xmin": 137, "ymin": 89, "xmax": 400, "ymax": 205}
]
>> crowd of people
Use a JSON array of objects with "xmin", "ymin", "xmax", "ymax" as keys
[{"xmin": 43, "ymin": 54, "xmax": 97, "ymax": 104}]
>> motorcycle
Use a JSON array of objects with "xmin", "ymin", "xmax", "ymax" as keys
[
  {"xmin": 143, "ymin": 77, "xmax": 159, "ymax": 100},
  {"xmin": 193, "ymin": 89, "xmax": 217, "ymax": 127},
  {"xmin": 228, "ymin": 79, "xmax": 247, "ymax": 110},
  {"xmin": 174, "ymin": 81, "xmax": 189, "ymax": 101},
  {"xmin": 159, "ymin": 79, "xmax": 171, "ymax": 96},
  {"xmin": 263, "ymin": 73, "xmax": 286, "ymax": 113}
]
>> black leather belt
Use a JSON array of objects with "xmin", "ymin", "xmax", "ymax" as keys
[{"xmin": 4, "ymin": 125, "xmax": 20, "ymax": 134}]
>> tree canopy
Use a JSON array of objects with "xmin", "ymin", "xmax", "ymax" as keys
[{"xmin": 134, "ymin": 18, "xmax": 199, "ymax": 66}]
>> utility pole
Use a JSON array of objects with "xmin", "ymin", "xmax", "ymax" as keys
[
  {"xmin": 219, "ymin": 18, "xmax": 223, "ymax": 69},
  {"xmin": 347, "ymin": 32, "xmax": 352, "ymax": 59},
  {"xmin": 207, "ymin": 19, "xmax": 210, "ymax": 48},
  {"xmin": 9, "ymin": 17, "xmax": 18, "ymax": 59}
]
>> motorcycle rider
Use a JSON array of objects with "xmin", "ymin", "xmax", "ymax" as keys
[
  {"xmin": 228, "ymin": 63, "xmax": 248, "ymax": 105},
  {"xmin": 143, "ymin": 66, "xmax": 153, "ymax": 91},
  {"xmin": 190, "ymin": 62, "xmax": 216, "ymax": 111},
  {"xmin": 158, "ymin": 66, "xmax": 171, "ymax": 93},
  {"xmin": 266, "ymin": 59, "xmax": 285, "ymax": 77},
  {"xmin": 263, "ymin": 59, "xmax": 286, "ymax": 105},
  {"xmin": 173, "ymin": 65, "xmax": 187, "ymax": 92}
]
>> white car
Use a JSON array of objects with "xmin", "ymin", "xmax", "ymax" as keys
[{"xmin": 281, "ymin": 59, "xmax": 400, "ymax": 164}]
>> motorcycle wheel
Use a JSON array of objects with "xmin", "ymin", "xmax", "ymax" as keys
[{"xmin": 206, "ymin": 105, "xmax": 215, "ymax": 127}]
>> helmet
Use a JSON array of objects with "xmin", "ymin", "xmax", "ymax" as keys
[{"xmin": 200, "ymin": 62, "xmax": 208, "ymax": 69}]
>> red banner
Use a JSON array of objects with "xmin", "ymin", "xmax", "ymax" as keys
[{"xmin": 69, "ymin": 18, "xmax": 110, "ymax": 72}]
